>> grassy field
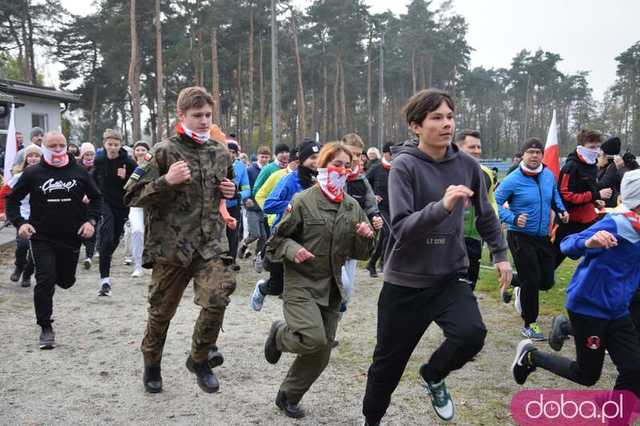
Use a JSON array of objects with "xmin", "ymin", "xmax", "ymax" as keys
[{"xmin": 475, "ymin": 249, "xmax": 580, "ymax": 317}]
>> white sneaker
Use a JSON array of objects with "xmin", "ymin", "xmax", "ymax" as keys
[
  {"xmin": 514, "ymin": 287, "xmax": 522, "ymax": 315},
  {"xmin": 131, "ymin": 269, "xmax": 144, "ymax": 278}
]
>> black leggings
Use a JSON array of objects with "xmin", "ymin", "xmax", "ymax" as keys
[
  {"xmin": 225, "ymin": 204, "xmax": 243, "ymax": 262},
  {"xmin": 362, "ymin": 279, "xmax": 487, "ymax": 424},
  {"xmin": 15, "ymin": 234, "xmax": 35, "ymax": 280},
  {"xmin": 31, "ymin": 238, "xmax": 81, "ymax": 327},
  {"xmin": 533, "ymin": 310, "xmax": 640, "ymax": 397},
  {"xmin": 508, "ymin": 231, "xmax": 555, "ymax": 327},
  {"xmin": 98, "ymin": 204, "xmax": 128, "ymax": 279},
  {"xmin": 259, "ymin": 261, "xmax": 284, "ymax": 296}
]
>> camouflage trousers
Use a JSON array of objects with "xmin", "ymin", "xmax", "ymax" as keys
[
  {"xmin": 141, "ymin": 255, "xmax": 236, "ymax": 366},
  {"xmin": 275, "ymin": 287, "xmax": 341, "ymax": 404}
]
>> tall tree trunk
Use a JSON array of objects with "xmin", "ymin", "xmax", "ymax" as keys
[
  {"xmin": 198, "ymin": 31, "xmax": 205, "ymax": 87},
  {"xmin": 322, "ymin": 41, "xmax": 328, "ymax": 139},
  {"xmin": 411, "ymin": 48, "xmax": 417, "ymax": 94},
  {"xmin": 24, "ymin": 2, "xmax": 36, "ymax": 84},
  {"xmin": 367, "ymin": 39, "xmax": 373, "ymax": 145},
  {"xmin": 258, "ymin": 37, "xmax": 265, "ymax": 146},
  {"xmin": 248, "ymin": 6, "xmax": 255, "ymax": 150},
  {"xmin": 339, "ymin": 57, "xmax": 346, "ymax": 134},
  {"xmin": 333, "ymin": 53, "xmax": 340, "ymax": 139},
  {"xmin": 89, "ymin": 83, "xmax": 98, "ymax": 144},
  {"xmin": 211, "ymin": 28, "xmax": 221, "ymax": 124},
  {"xmin": 128, "ymin": 0, "xmax": 141, "ymax": 142},
  {"xmin": 420, "ymin": 55, "xmax": 427, "ymax": 89},
  {"xmin": 236, "ymin": 50, "xmax": 243, "ymax": 142},
  {"xmin": 290, "ymin": 9, "xmax": 306, "ymax": 140},
  {"xmin": 155, "ymin": 0, "xmax": 165, "ymax": 141}
]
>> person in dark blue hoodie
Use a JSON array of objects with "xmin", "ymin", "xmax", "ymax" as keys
[
  {"xmin": 512, "ymin": 169, "xmax": 640, "ymax": 398},
  {"xmin": 361, "ymin": 89, "xmax": 512, "ymax": 425},
  {"xmin": 496, "ymin": 137, "xmax": 569, "ymax": 341}
]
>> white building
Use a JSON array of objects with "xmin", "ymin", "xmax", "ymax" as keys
[{"xmin": 0, "ymin": 79, "xmax": 80, "ymax": 150}]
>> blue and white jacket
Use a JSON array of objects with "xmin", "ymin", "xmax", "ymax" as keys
[
  {"xmin": 226, "ymin": 159, "xmax": 251, "ymax": 209},
  {"xmin": 495, "ymin": 166, "xmax": 566, "ymax": 237},
  {"xmin": 263, "ymin": 170, "xmax": 303, "ymax": 228},
  {"xmin": 561, "ymin": 211, "xmax": 640, "ymax": 320}
]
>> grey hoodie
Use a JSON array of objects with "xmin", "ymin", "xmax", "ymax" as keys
[{"xmin": 384, "ymin": 141, "xmax": 507, "ymax": 288}]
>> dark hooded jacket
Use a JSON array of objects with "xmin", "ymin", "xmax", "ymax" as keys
[
  {"xmin": 383, "ymin": 141, "xmax": 507, "ymax": 288},
  {"xmin": 93, "ymin": 147, "xmax": 137, "ymax": 209}
]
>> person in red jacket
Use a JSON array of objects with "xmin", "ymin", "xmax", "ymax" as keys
[{"xmin": 554, "ymin": 129, "xmax": 613, "ymax": 268}]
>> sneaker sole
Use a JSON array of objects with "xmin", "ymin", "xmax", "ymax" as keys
[
  {"xmin": 512, "ymin": 339, "xmax": 533, "ymax": 384},
  {"xmin": 40, "ymin": 342, "xmax": 56, "ymax": 350},
  {"xmin": 521, "ymin": 330, "xmax": 545, "ymax": 341},
  {"xmin": 419, "ymin": 378, "xmax": 455, "ymax": 422}
]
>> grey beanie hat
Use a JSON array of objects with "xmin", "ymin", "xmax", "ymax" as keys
[
  {"xmin": 621, "ymin": 169, "xmax": 640, "ymax": 210},
  {"xmin": 30, "ymin": 127, "xmax": 44, "ymax": 139}
]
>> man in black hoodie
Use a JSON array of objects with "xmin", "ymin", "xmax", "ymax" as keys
[
  {"xmin": 361, "ymin": 89, "xmax": 512, "ymax": 425},
  {"xmin": 7, "ymin": 132, "xmax": 102, "ymax": 349},
  {"xmin": 93, "ymin": 129, "xmax": 137, "ymax": 296}
]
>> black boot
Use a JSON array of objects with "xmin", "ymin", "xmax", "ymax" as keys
[
  {"xmin": 265, "ymin": 320, "xmax": 284, "ymax": 364},
  {"xmin": 207, "ymin": 345, "xmax": 224, "ymax": 369},
  {"xmin": 143, "ymin": 365, "xmax": 163, "ymax": 393},
  {"xmin": 276, "ymin": 391, "xmax": 305, "ymax": 419},
  {"xmin": 10, "ymin": 265, "xmax": 23, "ymax": 282},
  {"xmin": 366, "ymin": 264, "xmax": 378, "ymax": 278},
  {"xmin": 186, "ymin": 356, "xmax": 219, "ymax": 393}
]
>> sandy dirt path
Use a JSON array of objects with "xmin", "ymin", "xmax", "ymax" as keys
[{"xmin": 0, "ymin": 246, "xmax": 621, "ymax": 425}]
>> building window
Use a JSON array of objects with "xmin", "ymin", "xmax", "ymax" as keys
[{"xmin": 32, "ymin": 113, "xmax": 48, "ymax": 131}]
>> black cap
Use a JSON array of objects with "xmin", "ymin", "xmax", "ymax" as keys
[
  {"xmin": 298, "ymin": 139, "xmax": 321, "ymax": 164},
  {"xmin": 227, "ymin": 142, "xmax": 240, "ymax": 153},
  {"xmin": 601, "ymin": 137, "xmax": 621, "ymax": 156},
  {"xmin": 289, "ymin": 146, "xmax": 300, "ymax": 162},
  {"xmin": 275, "ymin": 143, "xmax": 290, "ymax": 156},
  {"xmin": 521, "ymin": 138, "xmax": 544, "ymax": 152}
]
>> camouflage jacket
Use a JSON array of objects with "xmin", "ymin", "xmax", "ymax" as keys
[
  {"xmin": 124, "ymin": 134, "xmax": 234, "ymax": 268},
  {"xmin": 267, "ymin": 185, "xmax": 375, "ymax": 305}
]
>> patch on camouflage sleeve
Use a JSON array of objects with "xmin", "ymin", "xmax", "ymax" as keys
[{"xmin": 286, "ymin": 203, "xmax": 292, "ymax": 213}]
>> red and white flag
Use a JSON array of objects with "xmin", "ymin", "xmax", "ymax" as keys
[
  {"xmin": 543, "ymin": 109, "xmax": 560, "ymax": 180},
  {"xmin": 3, "ymin": 104, "xmax": 17, "ymax": 182}
]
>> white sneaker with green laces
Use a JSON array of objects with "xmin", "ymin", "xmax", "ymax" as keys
[{"xmin": 420, "ymin": 368, "xmax": 455, "ymax": 421}]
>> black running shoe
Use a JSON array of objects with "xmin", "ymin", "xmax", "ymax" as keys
[
  {"xmin": 39, "ymin": 325, "xmax": 56, "ymax": 350},
  {"xmin": 549, "ymin": 315, "xmax": 571, "ymax": 352}
]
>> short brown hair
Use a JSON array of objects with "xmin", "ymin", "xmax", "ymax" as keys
[
  {"xmin": 341, "ymin": 133, "xmax": 365, "ymax": 149},
  {"xmin": 103, "ymin": 128, "xmax": 122, "ymax": 141},
  {"xmin": 318, "ymin": 142, "xmax": 353, "ymax": 168},
  {"xmin": 177, "ymin": 86, "xmax": 214, "ymax": 114},
  {"xmin": 257, "ymin": 145, "xmax": 271, "ymax": 156},
  {"xmin": 403, "ymin": 89, "xmax": 454, "ymax": 126},
  {"xmin": 576, "ymin": 129, "xmax": 602, "ymax": 146},
  {"xmin": 455, "ymin": 129, "xmax": 480, "ymax": 144}
]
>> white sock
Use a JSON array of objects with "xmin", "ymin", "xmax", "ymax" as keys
[{"xmin": 101, "ymin": 277, "xmax": 110, "ymax": 285}]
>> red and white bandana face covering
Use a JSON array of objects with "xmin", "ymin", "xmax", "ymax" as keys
[
  {"xmin": 42, "ymin": 145, "xmax": 69, "ymax": 168},
  {"xmin": 347, "ymin": 164, "xmax": 362, "ymax": 182},
  {"xmin": 317, "ymin": 166, "xmax": 349, "ymax": 203},
  {"xmin": 576, "ymin": 145, "xmax": 600, "ymax": 165},
  {"xmin": 623, "ymin": 209, "xmax": 640, "ymax": 234},
  {"xmin": 175, "ymin": 122, "xmax": 209, "ymax": 144},
  {"xmin": 82, "ymin": 158, "xmax": 94, "ymax": 168},
  {"xmin": 382, "ymin": 158, "xmax": 392, "ymax": 170}
]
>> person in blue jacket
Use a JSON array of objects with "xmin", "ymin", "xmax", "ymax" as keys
[
  {"xmin": 512, "ymin": 169, "xmax": 640, "ymax": 398},
  {"xmin": 226, "ymin": 142, "xmax": 251, "ymax": 269},
  {"xmin": 495, "ymin": 138, "xmax": 569, "ymax": 340},
  {"xmin": 251, "ymin": 139, "xmax": 321, "ymax": 312}
]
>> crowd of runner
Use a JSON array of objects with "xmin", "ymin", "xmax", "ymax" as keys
[{"xmin": 1, "ymin": 85, "xmax": 639, "ymax": 424}]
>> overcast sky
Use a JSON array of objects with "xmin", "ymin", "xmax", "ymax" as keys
[{"xmin": 60, "ymin": 0, "xmax": 639, "ymax": 101}]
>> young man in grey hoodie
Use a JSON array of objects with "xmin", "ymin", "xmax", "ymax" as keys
[{"xmin": 361, "ymin": 89, "xmax": 512, "ymax": 424}]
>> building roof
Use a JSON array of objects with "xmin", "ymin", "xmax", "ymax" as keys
[{"xmin": 0, "ymin": 79, "xmax": 80, "ymax": 103}]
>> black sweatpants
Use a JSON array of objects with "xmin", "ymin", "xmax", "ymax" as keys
[
  {"xmin": 83, "ymin": 232, "xmax": 97, "ymax": 259},
  {"xmin": 225, "ymin": 204, "xmax": 243, "ymax": 262},
  {"xmin": 15, "ymin": 234, "xmax": 34, "ymax": 280},
  {"xmin": 368, "ymin": 210, "xmax": 390, "ymax": 270},
  {"xmin": 507, "ymin": 231, "xmax": 555, "ymax": 327},
  {"xmin": 463, "ymin": 237, "xmax": 482, "ymax": 290},
  {"xmin": 99, "ymin": 203, "xmax": 128, "ymax": 279},
  {"xmin": 259, "ymin": 261, "xmax": 284, "ymax": 296},
  {"xmin": 533, "ymin": 310, "xmax": 640, "ymax": 397},
  {"xmin": 554, "ymin": 221, "xmax": 593, "ymax": 269},
  {"xmin": 31, "ymin": 238, "xmax": 81, "ymax": 327},
  {"xmin": 362, "ymin": 278, "xmax": 487, "ymax": 424}
]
